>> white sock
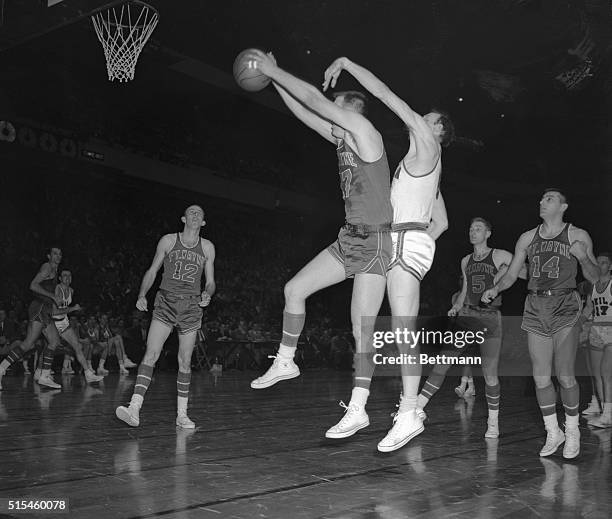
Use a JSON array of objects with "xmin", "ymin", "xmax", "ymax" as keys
[
  {"xmin": 590, "ymin": 394, "xmax": 599, "ymax": 404},
  {"xmin": 416, "ymin": 394, "xmax": 429, "ymax": 410},
  {"xmin": 278, "ymin": 345, "xmax": 296, "ymax": 360},
  {"xmin": 177, "ymin": 396, "xmax": 188, "ymax": 415},
  {"xmin": 130, "ymin": 394, "xmax": 144, "ymax": 410},
  {"xmin": 565, "ymin": 414, "xmax": 579, "ymax": 429},
  {"xmin": 350, "ymin": 387, "xmax": 369, "ymax": 408},
  {"xmin": 399, "ymin": 394, "xmax": 417, "ymax": 413},
  {"xmin": 543, "ymin": 414, "xmax": 560, "ymax": 432},
  {"xmin": 488, "ymin": 409, "xmax": 499, "ymax": 423}
]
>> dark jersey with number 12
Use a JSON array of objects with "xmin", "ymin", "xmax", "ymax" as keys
[
  {"xmin": 526, "ymin": 223, "xmax": 577, "ymax": 291},
  {"xmin": 159, "ymin": 233, "xmax": 206, "ymax": 296}
]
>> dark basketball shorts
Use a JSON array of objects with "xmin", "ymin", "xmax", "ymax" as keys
[
  {"xmin": 455, "ymin": 305, "xmax": 502, "ymax": 340},
  {"xmin": 327, "ymin": 226, "xmax": 391, "ymax": 278},
  {"xmin": 28, "ymin": 300, "xmax": 53, "ymax": 326},
  {"xmin": 521, "ymin": 291, "xmax": 582, "ymax": 338},
  {"xmin": 152, "ymin": 290, "xmax": 203, "ymax": 335}
]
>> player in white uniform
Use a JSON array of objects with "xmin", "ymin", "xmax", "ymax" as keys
[
  {"xmin": 582, "ymin": 252, "xmax": 612, "ymax": 428},
  {"xmin": 46, "ymin": 270, "xmax": 104, "ymax": 384},
  {"xmin": 324, "ymin": 57, "xmax": 454, "ymax": 451}
]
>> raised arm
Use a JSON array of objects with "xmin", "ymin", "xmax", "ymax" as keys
[
  {"xmin": 199, "ymin": 240, "xmax": 216, "ymax": 307},
  {"xmin": 323, "ymin": 57, "xmax": 434, "ymax": 139},
  {"xmin": 273, "ymin": 83, "xmax": 335, "ymax": 143},
  {"xmin": 427, "ymin": 192, "xmax": 448, "ymax": 241},
  {"xmin": 136, "ymin": 235, "xmax": 173, "ymax": 311},
  {"xmin": 247, "ymin": 50, "xmax": 379, "ymax": 155}
]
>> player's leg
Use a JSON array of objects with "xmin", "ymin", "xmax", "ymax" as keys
[
  {"xmin": 377, "ymin": 266, "xmax": 424, "ymax": 452},
  {"xmin": 97, "ymin": 340, "xmax": 110, "ymax": 376},
  {"xmin": 581, "ymin": 325, "xmax": 601, "ymax": 415},
  {"xmin": 116, "ymin": 320, "xmax": 172, "ymax": 427},
  {"xmin": 528, "ymin": 332, "xmax": 564, "ymax": 457},
  {"xmin": 39, "ymin": 323, "xmax": 63, "ymax": 389},
  {"xmin": 587, "ymin": 331, "xmax": 612, "ymax": 428},
  {"xmin": 61, "ymin": 328, "xmax": 104, "ymax": 383},
  {"xmin": 481, "ymin": 333, "xmax": 502, "ymax": 438},
  {"xmin": 175, "ymin": 330, "xmax": 198, "ymax": 429},
  {"xmin": 552, "ymin": 324, "xmax": 580, "ymax": 458},
  {"xmin": 251, "ymin": 248, "xmax": 345, "ymax": 389},
  {"xmin": 0, "ymin": 321, "xmax": 44, "ymax": 389},
  {"xmin": 325, "ymin": 272, "xmax": 386, "ymax": 438},
  {"xmin": 111, "ymin": 335, "xmax": 130, "ymax": 374},
  {"xmin": 455, "ymin": 366, "xmax": 473, "ymax": 397}
]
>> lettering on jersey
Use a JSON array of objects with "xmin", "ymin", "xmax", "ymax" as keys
[
  {"xmin": 338, "ymin": 151, "xmax": 357, "ymax": 168},
  {"xmin": 465, "ymin": 262, "xmax": 496, "ymax": 277},
  {"xmin": 168, "ymin": 249, "xmax": 205, "ymax": 267},
  {"xmin": 527, "ymin": 240, "xmax": 571, "ymax": 260},
  {"xmin": 593, "ymin": 296, "xmax": 611, "ymax": 318}
]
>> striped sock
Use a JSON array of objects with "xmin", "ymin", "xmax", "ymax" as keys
[
  {"xmin": 419, "ymin": 372, "xmax": 446, "ymax": 402},
  {"xmin": 2, "ymin": 344, "xmax": 27, "ymax": 371},
  {"xmin": 536, "ymin": 383, "xmax": 557, "ymax": 417},
  {"xmin": 485, "ymin": 383, "xmax": 501, "ymax": 412},
  {"xmin": 177, "ymin": 370, "xmax": 191, "ymax": 415},
  {"xmin": 132, "ymin": 363, "xmax": 154, "ymax": 408},
  {"xmin": 278, "ymin": 311, "xmax": 305, "ymax": 358},
  {"xmin": 41, "ymin": 347, "xmax": 55, "ymax": 370},
  {"xmin": 353, "ymin": 350, "xmax": 375, "ymax": 390},
  {"xmin": 560, "ymin": 384, "xmax": 580, "ymax": 417}
]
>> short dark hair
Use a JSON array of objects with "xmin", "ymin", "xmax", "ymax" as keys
[
  {"xmin": 470, "ymin": 217, "xmax": 492, "ymax": 232},
  {"xmin": 542, "ymin": 188, "xmax": 568, "ymax": 204},
  {"xmin": 333, "ymin": 90, "xmax": 368, "ymax": 115},
  {"xmin": 597, "ymin": 251, "xmax": 612, "ymax": 263},
  {"xmin": 432, "ymin": 108, "xmax": 455, "ymax": 147}
]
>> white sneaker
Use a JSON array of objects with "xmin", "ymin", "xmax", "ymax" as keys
[
  {"xmin": 325, "ymin": 401, "xmax": 369, "ymax": 439},
  {"xmin": 455, "ymin": 386, "xmax": 466, "ymax": 398},
  {"xmin": 563, "ymin": 426, "xmax": 580, "ymax": 459},
  {"xmin": 463, "ymin": 386, "xmax": 476, "ymax": 398},
  {"xmin": 539, "ymin": 428, "xmax": 565, "ymax": 457},
  {"xmin": 37, "ymin": 374, "xmax": 61, "ymax": 389},
  {"xmin": 377, "ymin": 409, "xmax": 424, "ymax": 452},
  {"xmin": 97, "ymin": 367, "xmax": 109, "ymax": 376},
  {"xmin": 176, "ymin": 414, "xmax": 195, "ymax": 429},
  {"xmin": 84, "ymin": 370, "xmax": 104, "ymax": 383},
  {"xmin": 123, "ymin": 358, "xmax": 137, "ymax": 368},
  {"xmin": 485, "ymin": 419, "xmax": 499, "ymax": 439},
  {"xmin": 588, "ymin": 415, "xmax": 612, "ymax": 428},
  {"xmin": 581, "ymin": 401, "xmax": 601, "ymax": 416},
  {"xmin": 116, "ymin": 405, "xmax": 140, "ymax": 427},
  {"xmin": 250, "ymin": 355, "xmax": 300, "ymax": 389}
]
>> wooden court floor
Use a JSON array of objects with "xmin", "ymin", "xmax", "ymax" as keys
[{"xmin": 0, "ymin": 369, "xmax": 610, "ymax": 518}]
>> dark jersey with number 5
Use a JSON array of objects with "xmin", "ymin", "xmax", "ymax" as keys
[
  {"xmin": 160, "ymin": 233, "xmax": 206, "ymax": 296},
  {"xmin": 336, "ymin": 139, "xmax": 392, "ymax": 226},
  {"xmin": 526, "ymin": 223, "xmax": 577, "ymax": 291},
  {"xmin": 465, "ymin": 249, "xmax": 501, "ymax": 308}
]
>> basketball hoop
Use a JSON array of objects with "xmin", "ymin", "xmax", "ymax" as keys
[{"xmin": 91, "ymin": 1, "xmax": 159, "ymax": 82}]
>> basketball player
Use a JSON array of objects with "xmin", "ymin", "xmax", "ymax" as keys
[
  {"xmin": 482, "ymin": 189, "xmax": 599, "ymax": 458},
  {"xmin": 581, "ymin": 252, "xmax": 612, "ymax": 428},
  {"xmin": 323, "ymin": 57, "xmax": 454, "ymax": 451},
  {"xmin": 244, "ymin": 50, "xmax": 393, "ymax": 439},
  {"xmin": 49, "ymin": 270, "xmax": 104, "ymax": 383},
  {"xmin": 416, "ymin": 218, "xmax": 523, "ymax": 438},
  {"xmin": 116, "ymin": 205, "xmax": 215, "ymax": 428},
  {"xmin": 0, "ymin": 247, "xmax": 69, "ymax": 389}
]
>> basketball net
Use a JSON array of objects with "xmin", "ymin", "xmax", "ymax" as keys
[{"xmin": 91, "ymin": 1, "xmax": 159, "ymax": 82}]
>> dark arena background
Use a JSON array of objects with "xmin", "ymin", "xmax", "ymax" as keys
[{"xmin": 0, "ymin": 1, "xmax": 611, "ymax": 518}]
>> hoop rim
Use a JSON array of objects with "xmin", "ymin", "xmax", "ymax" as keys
[{"xmin": 91, "ymin": 0, "xmax": 160, "ymax": 22}]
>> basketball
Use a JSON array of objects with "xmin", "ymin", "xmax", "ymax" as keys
[{"xmin": 233, "ymin": 48, "xmax": 271, "ymax": 92}]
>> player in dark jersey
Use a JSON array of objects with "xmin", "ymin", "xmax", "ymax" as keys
[
  {"xmin": 0, "ymin": 247, "xmax": 64, "ymax": 390},
  {"xmin": 483, "ymin": 189, "xmax": 599, "ymax": 459},
  {"xmin": 416, "ymin": 218, "xmax": 521, "ymax": 438},
  {"xmin": 116, "ymin": 205, "xmax": 216, "ymax": 428},
  {"xmin": 245, "ymin": 51, "xmax": 393, "ymax": 440}
]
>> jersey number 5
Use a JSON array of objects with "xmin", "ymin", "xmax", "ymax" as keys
[
  {"xmin": 471, "ymin": 274, "xmax": 486, "ymax": 294},
  {"xmin": 531, "ymin": 255, "xmax": 560, "ymax": 279}
]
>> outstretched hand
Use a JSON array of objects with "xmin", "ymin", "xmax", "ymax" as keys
[
  {"xmin": 244, "ymin": 49, "xmax": 277, "ymax": 76},
  {"xmin": 322, "ymin": 57, "xmax": 350, "ymax": 92}
]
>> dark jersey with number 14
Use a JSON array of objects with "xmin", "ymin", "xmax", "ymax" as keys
[
  {"xmin": 526, "ymin": 223, "xmax": 577, "ymax": 291},
  {"xmin": 159, "ymin": 233, "xmax": 206, "ymax": 296}
]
